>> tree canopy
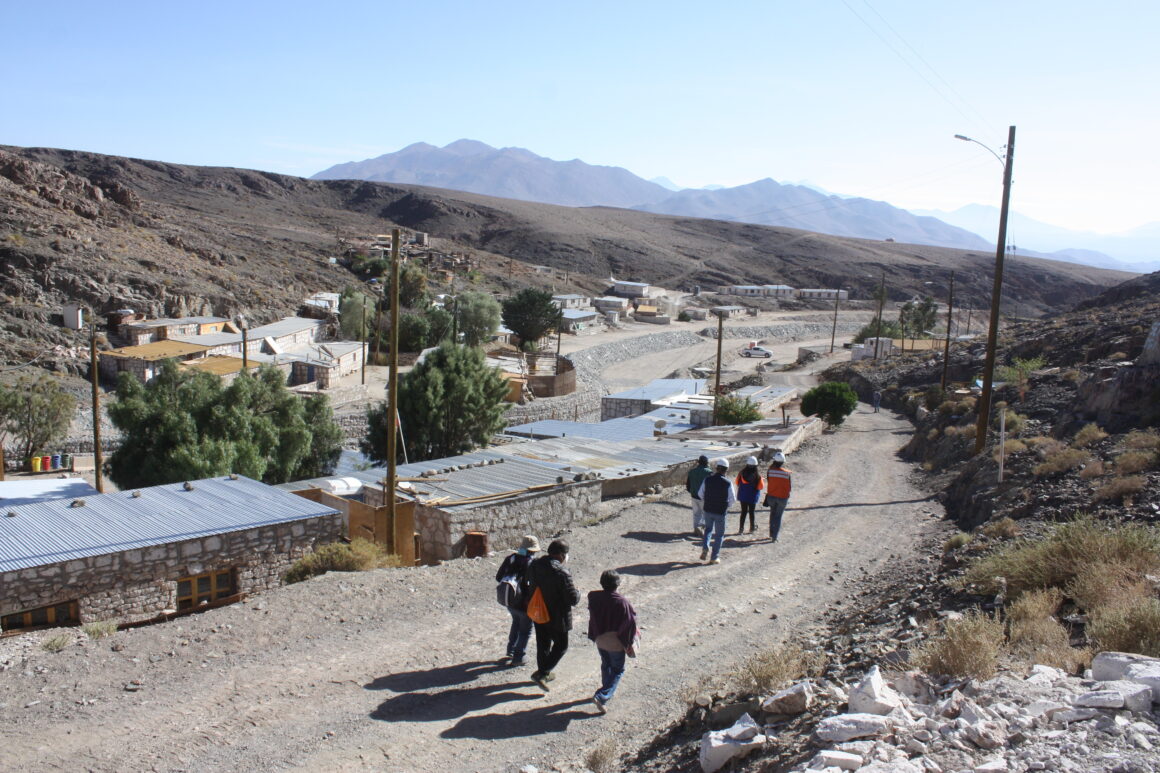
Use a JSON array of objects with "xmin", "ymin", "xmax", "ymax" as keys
[
  {"xmin": 107, "ymin": 361, "xmax": 343, "ymax": 488},
  {"xmin": 801, "ymin": 381, "xmax": 859, "ymax": 429},
  {"xmin": 455, "ymin": 291, "xmax": 502, "ymax": 347},
  {"xmin": 0, "ymin": 374, "xmax": 76, "ymax": 461},
  {"xmin": 363, "ymin": 343, "xmax": 509, "ymax": 463},
  {"xmin": 715, "ymin": 395, "xmax": 763, "ymax": 425},
  {"xmin": 501, "ymin": 288, "xmax": 562, "ymax": 351}
]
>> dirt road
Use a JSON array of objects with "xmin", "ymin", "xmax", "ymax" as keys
[{"xmin": 0, "ymin": 403, "xmax": 943, "ymax": 773}]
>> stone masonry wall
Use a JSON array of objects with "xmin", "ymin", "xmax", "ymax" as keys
[
  {"xmin": 416, "ymin": 479, "xmax": 602, "ymax": 562},
  {"xmin": 0, "ymin": 513, "xmax": 343, "ymax": 624},
  {"xmin": 503, "ymin": 387, "xmax": 602, "ymax": 426}
]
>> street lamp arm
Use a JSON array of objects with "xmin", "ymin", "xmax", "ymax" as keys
[{"xmin": 954, "ymin": 133, "xmax": 1004, "ymax": 166}]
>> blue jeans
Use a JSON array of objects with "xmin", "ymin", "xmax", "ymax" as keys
[
  {"xmin": 691, "ymin": 497, "xmax": 705, "ymax": 530},
  {"xmin": 768, "ymin": 498, "xmax": 788, "ymax": 540},
  {"xmin": 506, "ymin": 608, "xmax": 532, "ymax": 659},
  {"xmin": 596, "ymin": 647, "xmax": 627, "ymax": 704},
  {"xmin": 700, "ymin": 511, "xmax": 727, "ymax": 559}
]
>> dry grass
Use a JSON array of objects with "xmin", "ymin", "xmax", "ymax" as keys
[
  {"xmin": 1065, "ymin": 561, "xmax": 1152, "ymax": 612},
  {"xmin": 944, "ymin": 532, "xmax": 973, "ymax": 552},
  {"xmin": 1000, "ymin": 410, "xmax": 1027, "ymax": 434},
  {"xmin": 284, "ymin": 538, "xmax": 404, "ymax": 584},
  {"xmin": 82, "ymin": 620, "xmax": 118, "ymax": 639},
  {"xmin": 1116, "ymin": 451, "xmax": 1156, "ymax": 474},
  {"xmin": 1094, "ymin": 476, "xmax": 1147, "ymax": 504},
  {"xmin": 980, "ymin": 517, "xmax": 1020, "ymax": 540},
  {"xmin": 1088, "ymin": 598, "xmax": 1160, "ymax": 658},
  {"xmin": 1072, "ymin": 423, "xmax": 1108, "ymax": 448},
  {"xmin": 1034, "ymin": 448, "xmax": 1091, "ymax": 477},
  {"xmin": 1006, "ymin": 589, "xmax": 1089, "ymax": 673},
  {"xmin": 995, "ymin": 439, "xmax": 1027, "ymax": 462},
  {"xmin": 584, "ymin": 739, "xmax": 619, "ymax": 773},
  {"xmin": 927, "ymin": 427, "xmax": 941, "ymax": 441},
  {"xmin": 41, "ymin": 633, "xmax": 73, "ymax": 653},
  {"xmin": 911, "ymin": 611, "xmax": 1005, "ymax": 679},
  {"xmin": 960, "ymin": 515, "xmax": 1160, "ymax": 600},
  {"xmin": 1079, "ymin": 460, "xmax": 1106, "ymax": 480},
  {"xmin": 1025, "ymin": 436, "xmax": 1060, "ymax": 450},
  {"xmin": 734, "ymin": 642, "xmax": 826, "ymax": 694},
  {"xmin": 1122, "ymin": 430, "xmax": 1160, "ymax": 451}
]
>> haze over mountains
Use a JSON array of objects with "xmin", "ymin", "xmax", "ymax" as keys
[{"xmin": 313, "ymin": 140, "xmax": 1160, "ymax": 272}]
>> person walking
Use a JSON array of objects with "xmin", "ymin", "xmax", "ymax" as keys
[
  {"xmin": 697, "ymin": 458, "xmax": 736, "ymax": 564},
  {"xmin": 735, "ymin": 456, "xmax": 764, "ymax": 534},
  {"xmin": 872, "ymin": 390, "xmax": 882, "ymax": 413},
  {"xmin": 586, "ymin": 569, "xmax": 639, "ymax": 714},
  {"xmin": 685, "ymin": 455, "xmax": 712, "ymax": 537},
  {"xmin": 527, "ymin": 539, "xmax": 580, "ymax": 690},
  {"xmin": 763, "ymin": 451, "xmax": 792, "ymax": 542},
  {"xmin": 495, "ymin": 535, "xmax": 539, "ymax": 667}
]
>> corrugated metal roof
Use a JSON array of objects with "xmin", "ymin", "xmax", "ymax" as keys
[
  {"xmin": 0, "ymin": 479, "xmax": 100, "ymax": 507},
  {"xmin": 561, "ymin": 308, "xmax": 598, "ymax": 320},
  {"xmin": 180, "ymin": 355, "xmax": 250, "ymax": 375},
  {"xmin": 126, "ymin": 316, "xmax": 228, "ymax": 329},
  {"xmin": 604, "ymin": 378, "xmax": 706, "ymax": 402},
  {"xmin": 171, "ymin": 332, "xmax": 242, "ymax": 348},
  {"xmin": 248, "ymin": 317, "xmax": 325, "ymax": 339},
  {"xmin": 102, "ymin": 340, "xmax": 211, "ymax": 360},
  {"xmin": 0, "ymin": 475, "xmax": 340, "ymax": 573}
]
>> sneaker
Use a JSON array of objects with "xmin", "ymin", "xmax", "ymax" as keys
[
  {"xmin": 693, "ymin": 526, "xmax": 704, "ymax": 537},
  {"xmin": 700, "ymin": 548, "xmax": 708, "ymax": 561},
  {"xmin": 531, "ymin": 672, "xmax": 550, "ymax": 691},
  {"xmin": 710, "ymin": 558, "xmax": 721, "ymax": 565},
  {"xmin": 748, "ymin": 527, "xmax": 755, "ymax": 534},
  {"xmin": 510, "ymin": 657, "xmax": 525, "ymax": 667},
  {"xmin": 592, "ymin": 695, "xmax": 607, "ymax": 714},
  {"xmin": 544, "ymin": 672, "xmax": 556, "ymax": 683}
]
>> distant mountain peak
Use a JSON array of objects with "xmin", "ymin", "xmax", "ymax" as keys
[{"xmin": 441, "ymin": 139, "xmax": 495, "ymax": 156}]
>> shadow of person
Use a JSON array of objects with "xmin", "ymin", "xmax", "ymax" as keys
[
  {"xmin": 370, "ymin": 681, "xmax": 540, "ymax": 722},
  {"xmin": 365, "ymin": 660, "xmax": 508, "ymax": 692},
  {"xmin": 617, "ymin": 560, "xmax": 702, "ymax": 576},
  {"xmin": 621, "ymin": 530, "xmax": 688, "ymax": 544},
  {"xmin": 440, "ymin": 698, "xmax": 594, "ymax": 740}
]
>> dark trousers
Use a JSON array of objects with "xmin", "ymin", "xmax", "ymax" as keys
[
  {"xmin": 534, "ymin": 623, "xmax": 569, "ymax": 675},
  {"xmin": 738, "ymin": 502, "xmax": 756, "ymax": 531}
]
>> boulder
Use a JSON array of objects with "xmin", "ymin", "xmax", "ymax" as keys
[
  {"xmin": 815, "ymin": 713, "xmax": 893, "ymax": 743},
  {"xmin": 1091, "ymin": 651, "xmax": 1160, "ymax": 681},
  {"xmin": 849, "ymin": 665, "xmax": 903, "ymax": 715},
  {"xmin": 889, "ymin": 670, "xmax": 937, "ymax": 704},
  {"xmin": 974, "ymin": 759, "xmax": 1008, "ymax": 772},
  {"xmin": 1083, "ymin": 680, "xmax": 1153, "ymax": 712},
  {"xmin": 1124, "ymin": 660, "xmax": 1160, "ymax": 703},
  {"xmin": 1024, "ymin": 664, "xmax": 1067, "ymax": 685},
  {"xmin": 808, "ymin": 749, "xmax": 862, "ymax": 770},
  {"xmin": 762, "ymin": 681, "xmax": 813, "ymax": 715},
  {"xmin": 699, "ymin": 713, "xmax": 765, "ymax": 773}
]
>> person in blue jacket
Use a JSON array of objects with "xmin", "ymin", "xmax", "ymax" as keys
[{"xmin": 734, "ymin": 456, "xmax": 764, "ymax": 534}]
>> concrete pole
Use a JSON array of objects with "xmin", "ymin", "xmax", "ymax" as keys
[
  {"xmin": 974, "ymin": 126, "xmax": 1016, "ymax": 456},
  {"xmin": 89, "ymin": 314, "xmax": 104, "ymax": 493},
  {"xmin": 829, "ymin": 290, "xmax": 840, "ymax": 353},
  {"xmin": 941, "ymin": 271, "xmax": 955, "ymax": 390},
  {"xmin": 712, "ymin": 312, "xmax": 724, "ymax": 426},
  {"xmin": 873, "ymin": 271, "xmax": 886, "ymax": 360}
]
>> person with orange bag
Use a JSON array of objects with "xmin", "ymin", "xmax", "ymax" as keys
[{"xmin": 527, "ymin": 539, "xmax": 580, "ymax": 691}]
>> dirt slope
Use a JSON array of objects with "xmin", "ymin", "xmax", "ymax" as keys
[{"xmin": 0, "ymin": 404, "xmax": 947, "ymax": 773}]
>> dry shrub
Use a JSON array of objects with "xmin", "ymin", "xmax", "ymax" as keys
[
  {"xmin": 1123, "ymin": 430, "xmax": 1160, "ymax": 451},
  {"xmin": 927, "ymin": 427, "xmax": 941, "ymax": 441},
  {"xmin": 735, "ymin": 642, "xmax": 826, "ymax": 694},
  {"xmin": 980, "ymin": 517, "xmax": 1020, "ymax": 540},
  {"xmin": 585, "ymin": 739, "xmax": 619, "ymax": 773},
  {"xmin": 1088, "ymin": 598, "xmax": 1160, "ymax": 658},
  {"xmin": 1065, "ymin": 560, "xmax": 1152, "ymax": 612},
  {"xmin": 998, "ymin": 410, "xmax": 1026, "ymax": 434},
  {"xmin": 1034, "ymin": 448, "xmax": 1090, "ymax": 477},
  {"xmin": 1073, "ymin": 423, "xmax": 1108, "ymax": 448},
  {"xmin": 82, "ymin": 620, "xmax": 118, "ymax": 639},
  {"xmin": 944, "ymin": 532, "xmax": 972, "ymax": 552},
  {"xmin": 284, "ymin": 538, "xmax": 403, "ymax": 584},
  {"xmin": 1062, "ymin": 369, "xmax": 1082, "ymax": 383},
  {"xmin": 1079, "ymin": 461, "xmax": 1105, "ymax": 480},
  {"xmin": 1115, "ymin": 451, "xmax": 1156, "ymax": 474},
  {"xmin": 960, "ymin": 515, "xmax": 1160, "ymax": 599},
  {"xmin": 1006, "ymin": 589, "xmax": 1089, "ymax": 673},
  {"xmin": 1094, "ymin": 476, "xmax": 1147, "ymax": 504},
  {"xmin": 1026, "ymin": 436, "xmax": 1060, "ymax": 451},
  {"xmin": 995, "ymin": 440, "xmax": 1027, "ymax": 462},
  {"xmin": 911, "ymin": 611, "xmax": 1005, "ymax": 679},
  {"xmin": 41, "ymin": 633, "xmax": 72, "ymax": 653}
]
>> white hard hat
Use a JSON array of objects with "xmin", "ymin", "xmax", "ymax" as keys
[
  {"xmin": 746, "ymin": 456, "xmax": 758, "ymax": 466},
  {"xmin": 772, "ymin": 451, "xmax": 786, "ymax": 463},
  {"xmin": 714, "ymin": 457, "xmax": 729, "ymax": 469}
]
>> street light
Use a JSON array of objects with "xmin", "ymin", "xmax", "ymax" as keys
[{"xmin": 956, "ymin": 126, "xmax": 1016, "ymax": 456}]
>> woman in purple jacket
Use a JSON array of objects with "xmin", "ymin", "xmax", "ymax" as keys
[{"xmin": 587, "ymin": 569, "xmax": 639, "ymax": 713}]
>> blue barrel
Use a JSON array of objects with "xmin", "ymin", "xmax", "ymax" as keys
[{"xmin": 51, "ymin": 454, "xmax": 61, "ymax": 470}]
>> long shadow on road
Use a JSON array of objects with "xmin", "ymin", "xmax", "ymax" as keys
[
  {"xmin": 803, "ymin": 497, "xmax": 934, "ymax": 510},
  {"xmin": 622, "ymin": 530, "xmax": 691, "ymax": 544},
  {"xmin": 370, "ymin": 681, "xmax": 540, "ymax": 722},
  {"xmin": 440, "ymin": 699, "xmax": 595, "ymax": 740},
  {"xmin": 617, "ymin": 560, "xmax": 703, "ymax": 577},
  {"xmin": 365, "ymin": 660, "xmax": 508, "ymax": 692}
]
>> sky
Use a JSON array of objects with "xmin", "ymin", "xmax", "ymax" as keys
[{"xmin": 4, "ymin": 1, "xmax": 1158, "ymax": 235}]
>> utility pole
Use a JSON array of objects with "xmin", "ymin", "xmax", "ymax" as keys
[
  {"xmin": 712, "ymin": 312, "xmax": 724, "ymax": 425},
  {"xmin": 89, "ymin": 313, "xmax": 104, "ymax": 493},
  {"xmin": 941, "ymin": 271, "xmax": 955, "ymax": 390},
  {"xmin": 385, "ymin": 228, "xmax": 402, "ymax": 553},
  {"xmin": 873, "ymin": 271, "xmax": 886, "ymax": 360},
  {"xmin": 974, "ymin": 125, "xmax": 1016, "ymax": 456},
  {"xmin": 829, "ymin": 289, "xmax": 841, "ymax": 353},
  {"xmin": 360, "ymin": 299, "xmax": 367, "ymax": 385}
]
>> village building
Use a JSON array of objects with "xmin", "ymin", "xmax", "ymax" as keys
[
  {"xmin": 0, "ymin": 475, "xmax": 342, "ymax": 632},
  {"xmin": 763, "ymin": 284, "xmax": 796, "ymax": 298},
  {"xmin": 551, "ymin": 293, "xmax": 589, "ymax": 310},
  {"xmin": 98, "ymin": 340, "xmax": 212, "ymax": 382},
  {"xmin": 796, "ymin": 288, "xmax": 849, "ymax": 300},
  {"xmin": 601, "ymin": 378, "xmax": 707, "ymax": 420},
  {"xmin": 559, "ymin": 307, "xmax": 600, "ymax": 333},
  {"xmin": 728, "ymin": 285, "xmax": 768, "ymax": 297},
  {"xmin": 710, "ymin": 305, "xmax": 748, "ymax": 319},
  {"xmin": 611, "ymin": 280, "xmax": 650, "ymax": 298},
  {"xmin": 119, "ymin": 316, "xmax": 236, "ymax": 346}
]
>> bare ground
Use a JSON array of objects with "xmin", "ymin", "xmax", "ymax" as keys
[{"xmin": 0, "ymin": 399, "xmax": 947, "ymax": 773}]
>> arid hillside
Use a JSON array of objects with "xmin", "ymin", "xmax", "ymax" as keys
[{"xmin": 0, "ymin": 145, "xmax": 1135, "ymax": 372}]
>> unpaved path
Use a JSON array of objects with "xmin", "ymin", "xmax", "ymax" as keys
[{"xmin": 0, "ymin": 405, "xmax": 942, "ymax": 773}]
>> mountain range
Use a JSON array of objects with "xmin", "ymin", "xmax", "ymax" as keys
[{"xmin": 314, "ymin": 141, "xmax": 1159, "ymax": 272}]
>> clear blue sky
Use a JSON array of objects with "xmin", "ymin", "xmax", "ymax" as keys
[{"xmin": 5, "ymin": 1, "xmax": 1157, "ymax": 233}]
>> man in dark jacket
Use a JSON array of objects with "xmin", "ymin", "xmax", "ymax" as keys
[
  {"xmin": 495, "ymin": 534, "xmax": 539, "ymax": 666},
  {"xmin": 587, "ymin": 569, "xmax": 638, "ymax": 713},
  {"xmin": 527, "ymin": 539, "xmax": 580, "ymax": 690},
  {"xmin": 685, "ymin": 455, "xmax": 712, "ymax": 537}
]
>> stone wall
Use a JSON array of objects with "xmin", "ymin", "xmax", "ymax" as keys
[
  {"xmin": 416, "ymin": 479, "xmax": 602, "ymax": 562},
  {"xmin": 503, "ymin": 387, "xmax": 602, "ymax": 425},
  {"xmin": 564, "ymin": 331, "xmax": 706, "ymax": 387},
  {"xmin": 0, "ymin": 513, "xmax": 343, "ymax": 625}
]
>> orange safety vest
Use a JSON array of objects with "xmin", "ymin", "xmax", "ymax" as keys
[{"xmin": 765, "ymin": 466, "xmax": 792, "ymax": 499}]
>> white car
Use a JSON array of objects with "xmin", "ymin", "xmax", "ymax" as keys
[{"xmin": 741, "ymin": 346, "xmax": 773, "ymax": 358}]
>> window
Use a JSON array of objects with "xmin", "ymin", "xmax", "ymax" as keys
[
  {"xmin": 1, "ymin": 601, "xmax": 79, "ymax": 632},
  {"xmin": 176, "ymin": 569, "xmax": 235, "ymax": 610}
]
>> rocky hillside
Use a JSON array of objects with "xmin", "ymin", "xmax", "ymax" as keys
[{"xmin": 0, "ymin": 145, "xmax": 1136, "ymax": 374}]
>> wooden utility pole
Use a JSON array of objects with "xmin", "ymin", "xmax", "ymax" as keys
[
  {"xmin": 941, "ymin": 271, "xmax": 956, "ymax": 390},
  {"xmin": 829, "ymin": 289, "xmax": 842, "ymax": 353},
  {"xmin": 360, "ymin": 300, "xmax": 368, "ymax": 385},
  {"xmin": 712, "ymin": 312, "xmax": 724, "ymax": 425},
  {"xmin": 89, "ymin": 314, "xmax": 104, "ymax": 493},
  {"xmin": 385, "ymin": 228, "xmax": 402, "ymax": 553},
  {"xmin": 974, "ymin": 126, "xmax": 1016, "ymax": 456},
  {"xmin": 873, "ymin": 271, "xmax": 886, "ymax": 360}
]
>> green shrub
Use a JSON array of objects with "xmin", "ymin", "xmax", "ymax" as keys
[
  {"xmin": 1088, "ymin": 598, "xmax": 1160, "ymax": 657},
  {"xmin": 284, "ymin": 538, "xmax": 402, "ymax": 584},
  {"xmin": 82, "ymin": 620, "xmax": 118, "ymax": 639},
  {"xmin": 714, "ymin": 395, "xmax": 763, "ymax": 425},
  {"xmin": 924, "ymin": 386, "xmax": 945, "ymax": 411},
  {"xmin": 800, "ymin": 382, "xmax": 859, "ymax": 429},
  {"xmin": 911, "ymin": 611, "xmax": 1005, "ymax": 679},
  {"xmin": 1072, "ymin": 423, "xmax": 1108, "ymax": 448},
  {"xmin": 677, "ymin": 310, "xmax": 691, "ymax": 322}
]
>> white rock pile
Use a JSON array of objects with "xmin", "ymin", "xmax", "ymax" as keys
[{"xmin": 700, "ymin": 652, "xmax": 1160, "ymax": 773}]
